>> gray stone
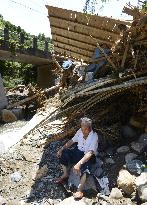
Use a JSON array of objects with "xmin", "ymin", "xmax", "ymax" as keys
[
  {"xmin": 126, "ymin": 160, "xmax": 144, "ymax": 175},
  {"xmin": 117, "ymin": 146, "xmax": 130, "ymax": 153},
  {"xmin": 125, "ymin": 153, "xmax": 138, "ymax": 163},
  {"xmin": 139, "ymin": 185, "xmax": 147, "ymax": 202},
  {"xmin": 12, "ymin": 108, "xmax": 24, "ymax": 120},
  {"xmin": 109, "ymin": 188, "xmax": 123, "ymax": 199},
  {"xmin": 138, "ymin": 134, "xmax": 147, "ymax": 147},
  {"xmin": 105, "ymin": 158, "xmax": 115, "ymax": 164},
  {"xmin": 1, "ymin": 109, "xmax": 17, "ymax": 123},
  {"xmin": 131, "ymin": 142, "xmax": 144, "ymax": 153},
  {"xmin": 10, "ymin": 171, "xmax": 22, "ymax": 182},
  {"xmin": 117, "ymin": 169, "xmax": 136, "ymax": 195},
  {"xmin": 135, "ymin": 172, "xmax": 147, "ymax": 202},
  {"xmin": 121, "ymin": 125, "xmax": 137, "ymax": 139}
]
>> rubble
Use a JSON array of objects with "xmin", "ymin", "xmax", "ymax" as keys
[{"xmin": 125, "ymin": 153, "xmax": 138, "ymax": 163}]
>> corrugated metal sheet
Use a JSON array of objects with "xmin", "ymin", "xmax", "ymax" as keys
[{"xmin": 46, "ymin": 5, "xmax": 131, "ymax": 62}]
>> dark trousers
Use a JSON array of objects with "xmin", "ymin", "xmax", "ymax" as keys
[{"xmin": 59, "ymin": 146, "xmax": 96, "ymax": 176}]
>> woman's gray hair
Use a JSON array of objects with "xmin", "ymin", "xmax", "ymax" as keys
[{"xmin": 80, "ymin": 117, "xmax": 92, "ymax": 128}]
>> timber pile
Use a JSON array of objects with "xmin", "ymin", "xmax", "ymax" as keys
[{"xmin": 35, "ymin": 6, "xmax": 147, "ymax": 147}]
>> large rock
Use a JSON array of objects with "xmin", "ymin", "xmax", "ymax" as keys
[
  {"xmin": 11, "ymin": 108, "xmax": 24, "ymax": 120},
  {"xmin": 138, "ymin": 134, "xmax": 147, "ymax": 147},
  {"xmin": 126, "ymin": 160, "xmax": 144, "ymax": 175},
  {"xmin": 109, "ymin": 188, "xmax": 123, "ymax": 199},
  {"xmin": 117, "ymin": 146, "xmax": 130, "ymax": 153},
  {"xmin": 1, "ymin": 109, "xmax": 17, "ymax": 123},
  {"xmin": 131, "ymin": 142, "xmax": 144, "ymax": 153},
  {"xmin": 121, "ymin": 125, "xmax": 137, "ymax": 139},
  {"xmin": 135, "ymin": 172, "xmax": 147, "ymax": 202},
  {"xmin": 117, "ymin": 170, "xmax": 136, "ymax": 195},
  {"xmin": 125, "ymin": 153, "xmax": 138, "ymax": 163}
]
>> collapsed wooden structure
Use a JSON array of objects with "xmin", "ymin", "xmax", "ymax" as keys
[
  {"xmin": 32, "ymin": 4, "xmax": 146, "ymax": 146},
  {"xmin": 46, "ymin": 5, "xmax": 131, "ymax": 62}
]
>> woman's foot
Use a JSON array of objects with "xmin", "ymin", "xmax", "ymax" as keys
[
  {"xmin": 54, "ymin": 175, "xmax": 69, "ymax": 184},
  {"xmin": 73, "ymin": 191, "xmax": 84, "ymax": 200}
]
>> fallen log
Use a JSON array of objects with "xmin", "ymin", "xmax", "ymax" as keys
[{"xmin": 7, "ymin": 85, "xmax": 59, "ymax": 109}]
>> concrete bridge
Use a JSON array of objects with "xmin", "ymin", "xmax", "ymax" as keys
[
  {"xmin": 0, "ymin": 27, "xmax": 53, "ymax": 64},
  {"xmin": 0, "ymin": 27, "xmax": 54, "ymax": 88}
]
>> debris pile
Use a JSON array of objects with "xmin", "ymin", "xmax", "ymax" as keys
[{"xmin": 35, "ymin": 5, "xmax": 147, "ymax": 147}]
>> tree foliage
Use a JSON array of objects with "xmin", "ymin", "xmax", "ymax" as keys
[{"xmin": 83, "ymin": 0, "xmax": 109, "ymax": 14}]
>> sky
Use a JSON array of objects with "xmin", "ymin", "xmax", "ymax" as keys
[{"xmin": 0, "ymin": 0, "xmax": 139, "ymax": 37}]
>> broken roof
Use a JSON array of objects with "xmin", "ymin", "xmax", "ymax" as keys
[{"xmin": 46, "ymin": 5, "xmax": 131, "ymax": 62}]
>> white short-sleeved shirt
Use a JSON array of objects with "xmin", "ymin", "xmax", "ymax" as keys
[{"xmin": 72, "ymin": 128, "xmax": 98, "ymax": 155}]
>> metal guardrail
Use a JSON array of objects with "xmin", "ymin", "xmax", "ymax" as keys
[{"xmin": 0, "ymin": 27, "xmax": 53, "ymax": 58}]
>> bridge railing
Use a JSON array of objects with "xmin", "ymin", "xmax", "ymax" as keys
[{"xmin": 0, "ymin": 26, "xmax": 53, "ymax": 58}]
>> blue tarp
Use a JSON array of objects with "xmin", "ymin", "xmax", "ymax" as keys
[{"xmin": 62, "ymin": 60, "xmax": 73, "ymax": 69}]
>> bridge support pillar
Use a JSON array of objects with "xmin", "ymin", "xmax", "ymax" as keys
[{"xmin": 37, "ymin": 64, "xmax": 55, "ymax": 89}]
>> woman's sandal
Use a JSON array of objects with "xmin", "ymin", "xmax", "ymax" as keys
[
  {"xmin": 74, "ymin": 191, "xmax": 84, "ymax": 200},
  {"xmin": 54, "ymin": 176, "xmax": 68, "ymax": 184}
]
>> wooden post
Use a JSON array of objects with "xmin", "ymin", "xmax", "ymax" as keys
[
  {"xmin": 44, "ymin": 40, "xmax": 48, "ymax": 54},
  {"xmin": 4, "ymin": 27, "xmax": 9, "ymax": 49},
  {"xmin": 33, "ymin": 37, "xmax": 37, "ymax": 54},
  {"xmin": 20, "ymin": 33, "xmax": 25, "ymax": 44},
  {"xmin": 20, "ymin": 33, "xmax": 25, "ymax": 51}
]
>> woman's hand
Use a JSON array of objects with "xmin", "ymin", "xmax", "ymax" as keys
[{"xmin": 73, "ymin": 163, "xmax": 81, "ymax": 175}]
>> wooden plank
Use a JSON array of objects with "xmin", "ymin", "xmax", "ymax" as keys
[
  {"xmin": 46, "ymin": 5, "xmax": 130, "ymax": 33},
  {"xmin": 51, "ymin": 27, "xmax": 114, "ymax": 46},
  {"xmin": 49, "ymin": 16, "xmax": 119, "ymax": 42},
  {"xmin": 52, "ymin": 35, "xmax": 96, "ymax": 52},
  {"xmin": 54, "ymin": 47, "xmax": 91, "ymax": 62},
  {"xmin": 54, "ymin": 41, "xmax": 93, "ymax": 58}
]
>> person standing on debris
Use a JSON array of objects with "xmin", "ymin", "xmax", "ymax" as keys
[{"xmin": 55, "ymin": 117, "xmax": 98, "ymax": 199}]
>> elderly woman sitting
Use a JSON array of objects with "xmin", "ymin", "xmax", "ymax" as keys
[{"xmin": 55, "ymin": 117, "xmax": 98, "ymax": 199}]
